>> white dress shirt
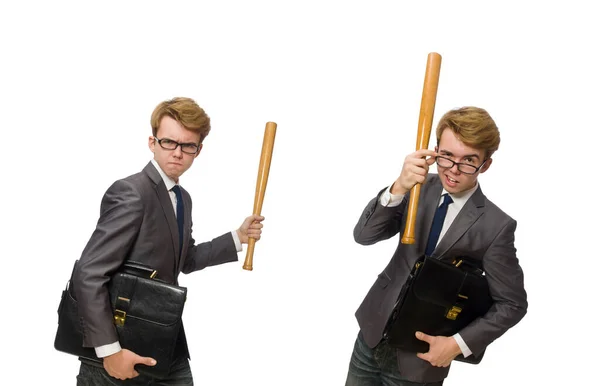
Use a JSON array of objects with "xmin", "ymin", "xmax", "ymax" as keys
[
  {"xmin": 95, "ymin": 160, "xmax": 242, "ymax": 358},
  {"xmin": 379, "ymin": 181, "xmax": 479, "ymax": 358}
]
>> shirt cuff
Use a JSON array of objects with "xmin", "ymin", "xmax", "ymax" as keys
[
  {"xmin": 453, "ymin": 333, "xmax": 472, "ymax": 358},
  {"xmin": 95, "ymin": 341, "xmax": 121, "ymax": 358},
  {"xmin": 379, "ymin": 184, "xmax": 406, "ymax": 207},
  {"xmin": 231, "ymin": 230, "xmax": 242, "ymax": 252}
]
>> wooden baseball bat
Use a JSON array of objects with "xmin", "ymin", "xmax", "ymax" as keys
[
  {"xmin": 401, "ymin": 52, "xmax": 442, "ymax": 245},
  {"xmin": 242, "ymin": 121, "xmax": 277, "ymax": 271}
]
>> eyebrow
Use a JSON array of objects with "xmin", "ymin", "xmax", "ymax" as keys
[
  {"xmin": 439, "ymin": 150, "xmax": 481, "ymax": 160},
  {"xmin": 161, "ymin": 137, "xmax": 198, "ymax": 145}
]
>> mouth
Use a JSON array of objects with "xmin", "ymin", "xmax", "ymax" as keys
[{"xmin": 445, "ymin": 174, "xmax": 459, "ymax": 186}]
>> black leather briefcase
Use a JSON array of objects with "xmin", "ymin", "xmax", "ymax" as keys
[
  {"xmin": 383, "ymin": 256, "xmax": 493, "ymax": 364},
  {"xmin": 54, "ymin": 260, "xmax": 187, "ymax": 378}
]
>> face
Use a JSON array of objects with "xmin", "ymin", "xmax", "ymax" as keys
[
  {"xmin": 148, "ymin": 116, "xmax": 202, "ymax": 182},
  {"xmin": 435, "ymin": 128, "xmax": 492, "ymax": 194}
]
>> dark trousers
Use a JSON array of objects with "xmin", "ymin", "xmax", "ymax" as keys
[
  {"xmin": 345, "ymin": 332, "xmax": 443, "ymax": 386},
  {"xmin": 76, "ymin": 357, "xmax": 193, "ymax": 386}
]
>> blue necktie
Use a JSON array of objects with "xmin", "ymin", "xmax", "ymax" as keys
[
  {"xmin": 425, "ymin": 193, "xmax": 453, "ymax": 256},
  {"xmin": 171, "ymin": 185, "xmax": 184, "ymax": 255}
]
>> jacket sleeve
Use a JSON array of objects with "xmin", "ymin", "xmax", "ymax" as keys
[
  {"xmin": 180, "ymin": 197, "xmax": 238, "ymax": 274},
  {"xmin": 458, "ymin": 219, "xmax": 528, "ymax": 357},
  {"xmin": 73, "ymin": 179, "xmax": 144, "ymax": 348},
  {"xmin": 354, "ymin": 187, "xmax": 408, "ymax": 246}
]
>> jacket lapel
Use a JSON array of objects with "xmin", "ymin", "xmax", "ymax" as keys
[
  {"xmin": 435, "ymin": 185, "xmax": 486, "ymax": 259},
  {"xmin": 143, "ymin": 163, "xmax": 180, "ymax": 265}
]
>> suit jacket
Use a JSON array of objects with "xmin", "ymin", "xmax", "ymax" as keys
[
  {"xmin": 73, "ymin": 162, "xmax": 238, "ymax": 354},
  {"xmin": 353, "ymin": 174, "xmax": 527, "ymax": 383}
]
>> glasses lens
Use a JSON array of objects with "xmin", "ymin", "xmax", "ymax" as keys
[
  {"xmin": 159, "ymin": 139, "xmax": 178, "ymax": 150},
  {"xmin": 436, "ymin": 157, "xmax": 454, "ymax": 168},
  {"xmin": 457, "ymin": 164, "xmax": 477, "ymax": 174},
  {"xmin": 181, "ymin": 144, "xmax": 199, "ymax": 154}
]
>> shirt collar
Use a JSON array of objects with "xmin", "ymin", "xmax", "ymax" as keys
[
  {"xmin": 442, "ymin": 182, "xmax": 479, "ymax": 210},
  {"xmin": 151, "ymin": 159, "xmax": 178, "ymax": 191}
]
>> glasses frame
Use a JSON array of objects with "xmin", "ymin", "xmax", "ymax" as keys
[
  {"xmin": 153, "ymin": 137, "xmax": 201, "ymax": 155},
  {"xmin": 435, "ymin": 156, "xmax": 488, "ymax": 175}
]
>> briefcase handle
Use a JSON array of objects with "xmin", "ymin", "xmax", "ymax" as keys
[
  {"xmin": 451, "ymin": 257, "xmax": 484, "ymax": 276},
  {"xmin": 66, "ymin": 260, "xmax": 159, "ymax": 288},
  {"xmin": 119, "ymin": 261, "xmax": 158, "ymax": 279}
]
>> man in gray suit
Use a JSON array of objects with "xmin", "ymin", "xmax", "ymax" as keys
[
  {"xmin": 73, "ymin": 97, "xmax": 264, "ymax": 385},
  {"xmin": 345, "ymin": 107, "xmax": 527, "ymax": 385}
]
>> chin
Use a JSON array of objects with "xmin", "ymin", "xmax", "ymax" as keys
[
  {"xmin": 441, "ymin": 185, "xmax": 455, "ymax": 193},
  {"xmin": 166, "ymin": 171, "xmax": 181, "ymax": 181}
]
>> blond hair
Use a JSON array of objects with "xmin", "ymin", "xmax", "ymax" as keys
[
  {"xmin": 151, "ymin": 97, "xmax": 211, "ymax": 143},
  {"xmin": 435, "ymin": 106, "xmax": 500, "ymax": 158}
]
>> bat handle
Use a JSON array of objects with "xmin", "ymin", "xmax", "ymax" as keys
[
  {"xmin": 400, "ymin": 184, "xmax": 421, "ymax": 244},
  {"xmin": 242, "ymin": 237, "xmax": 257, "ymax": 271}
]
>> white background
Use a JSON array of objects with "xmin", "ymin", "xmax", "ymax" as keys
[{"xmin": 1, "ymin": 1, "xmax": 598, "ymax": 384}]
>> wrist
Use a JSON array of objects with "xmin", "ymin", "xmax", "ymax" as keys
[
  {"xmin": 450, "ymin": 337, "xmax": 462, "ymax": 356},
  {"xmin": 390, "ymin": 181, "xmax": 408, "ymax": 196}
]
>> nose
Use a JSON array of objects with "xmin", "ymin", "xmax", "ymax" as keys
[
  {"xmin": 173, "ymin": 145, "xmax": 183, "ymax": 158},
  {"xmin": 450, "ymin": 162, "xmax": 461, "ymax": 174}
]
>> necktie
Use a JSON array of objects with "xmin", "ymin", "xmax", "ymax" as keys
[
  {"xmin": 171, "ymin": 185, "xmax": 184, "ymax": 255},
  {"xmin": 425, "ymin": 193, "xmax": 453, "ymax": 256}
]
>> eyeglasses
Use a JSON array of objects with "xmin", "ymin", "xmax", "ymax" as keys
[
  {"xmin": 435, "ymin": 156, "xmax": 487, "ymax": 175},
  {"xmin": 154, "ymin": 137, "xmax": 200, "ymax": 155}
]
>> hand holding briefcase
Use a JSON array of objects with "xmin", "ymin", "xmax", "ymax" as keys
[
  {"xmin": 383, "ymin": 256, "xmax": 493, "ymax": 364},
  {"xmin": 54, "ymin": 260, "xmax": 187, "ymax": 378}
]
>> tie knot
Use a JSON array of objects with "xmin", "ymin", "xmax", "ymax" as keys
[
  {"xmin": 171, "ymin": 185, "xmax": 184, "ymax": 203},
  {"xmin": 441, "ymin": 193, "xmax": 453, "ymax": 206}
]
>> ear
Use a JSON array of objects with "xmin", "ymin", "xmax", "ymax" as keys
[
  {"xmin": 148, "ymin": 136, "xmax": 156, "ymax": 153},
  {"xmin": 194, "ymin": 143, "xmax": 203, "ymax": 159},
  {"xmin": 480, "ymin": 158, "xmax": 493, "ymax": 174}
]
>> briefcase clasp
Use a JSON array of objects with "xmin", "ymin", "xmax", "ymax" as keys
[
  {"xmin": 446, "ymin": 306, "xmax": 462, "ymax": 320},
  {"xmin": 114, "ymin": 310, "xmax": 126, "ymax": 326}
]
